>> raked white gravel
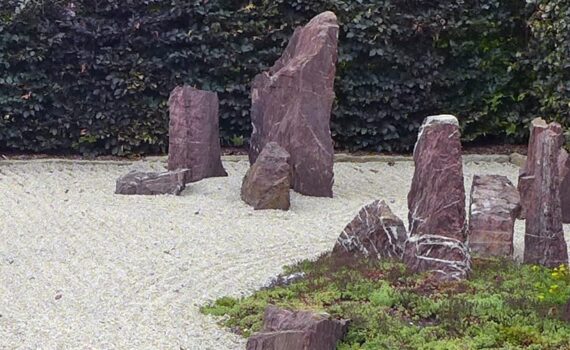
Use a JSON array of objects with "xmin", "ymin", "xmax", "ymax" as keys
[{"xmin": 1, "ymin": 159, "xmax": 568, "ymax": 349}]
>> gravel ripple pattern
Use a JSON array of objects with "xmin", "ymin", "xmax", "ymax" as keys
[{"xmin": 1, "ymin": 159, "xmax": 568, "ymax": 349}]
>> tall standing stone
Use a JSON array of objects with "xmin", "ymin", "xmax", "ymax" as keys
[
  {"xmin": 523, "ymin": 122, "xmax": 569, "ymax": 267},
  {"xmin": 249, "ymin": 11, "xmax": 339, "ymax": 198},
  {"xmin": 407, "ymin": 115, "xmax": 466, "ymax": 241},
  {"xmin": 518, "ymin": 118, "xmax": 570, "ymax": 222},
  {"xmin": 404, "ymin": 115, "xmax": 470, "ymax": 281},
  {"xmin": 468, "ymin": 175, "xmax": 521, "ymax": 258},
  {"xmin": 168, "ymin": 85, "xmax": 227, "ymax": 182}
]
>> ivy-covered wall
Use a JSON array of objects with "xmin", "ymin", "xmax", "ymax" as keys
[{"xmin": 0, "ymin": 0, "xmax": 561, "ymax": 156}]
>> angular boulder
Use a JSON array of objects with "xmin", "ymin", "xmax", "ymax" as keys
[
  {"xmin": 115, "ymin": 169, "xmax": 190, "ymax": 196},
  {"xmin": 332, "ymin": 200, "xmax": 407, "ymax": 260},
  {"xmin": 241, "ymin": 142, "xmax": 291, "ymax": 210},
  {"xmin": 249, "ymin": 11, "xmax": 339, "ymax": 198},
  {"xmin": 523, "ymin": 122, "xmax": 569, "ymax": 267},
  {"xmin": 168, "ymin": 85, "xmax": 227, "ymax": 182},
  {"xmin": 246, "ymin": 306, "xmax": 348, "ymax": 350},
  {"xmin": 518, "ymin": 118, "xmax": 570, "ymax": 222},
  {"xmin": 468, "ymin": 175, "xmax": 521, "ymax": 258},
  {"xmin": 402, "ymin": 235, "xmax": 471, "ymax": 282},
  {"xmin": 408, "ymin": 115, "xmax": 466, "ymax": 241}
]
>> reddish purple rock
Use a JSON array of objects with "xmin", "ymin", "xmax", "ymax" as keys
[
  {"xmin": 402, "ymin": 235, "xmax": 471, "ymax": 282},
  {"xmin": 332, "ymin": 200, "xmax": 407, "ymax": 260},
  {"xmin": 518, "ymin": 118, "xmax": 570, "ymax": 222},
  {"xmin": 241, "ymin": 142, "xmax": 291, "ymax": 210},
  {"xmin": 246, "ymin": 306, "xmax": 348, "ymax": 350},
  {"xmin": 408, "ymin": 115, "xmax": 466, "ymax": 241},
  {"xmin": 115, "ymin": 169, "xmax": 191, "ymax": 196},
  {"xmin": 168, "ymin": 85, "xmax": 227, "ymax": 182},
  {"xmin": 249, "ymin": 12, "xmax": 339, "ymax": 198},
  {"xmin": 468, "ymin": 175, "xmax": 521, "ymax": 258},
  {"xmin": 523, "ymin": 122, "xmax": 569, "ymax": 267}
]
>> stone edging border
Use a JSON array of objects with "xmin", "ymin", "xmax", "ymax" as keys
[{"xmin": 0, "ymin": 153, "xmax": 525, "ymax": 166}]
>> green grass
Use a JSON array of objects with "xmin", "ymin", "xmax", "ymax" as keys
[{"xmin": 201, "ymin": 254, "xmax": 570, "ymax": 350}]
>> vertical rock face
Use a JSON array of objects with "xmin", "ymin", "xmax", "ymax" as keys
[
  {"xmin": 408, "ymin": 115, "xmax": 466, "ymax": 241},
  {"xmin": 518, "ymin": 118, "xmax": 570, "ymax": 221},
  {"xmin": 402, "ymin": 235, "xmax": 471, "ymax": 282},
  {"xmin": 246, "ymin": 306, "xmax": 348, "ymax": 350},
  {"xmin": 249, "ymin": 11, "xmax": 339, "ymax": 198},
  {"xmin": 241, "ymin": 142, "xmax": 291, "ymax": 210},
  {"xmin": 524, "ymin": 122, "xmax": 569, "ymax": 267},
  {"xmin": 332, "ymin": 200, "xmax": 407, "ymax": 260},
  {"xmin": 405, "ymin": 115, "xmax": 470, "ymax": 281},
  {"xmin": 115, "ymin": 169, "xmax": 191, "ymax": 196},
  {"xmin": 168, "ymin": 85, "xmax": 227, "ymax": 182},
  {"xmin": 468, "ymin": 175, "xmax": 521, "ymax": 258}
]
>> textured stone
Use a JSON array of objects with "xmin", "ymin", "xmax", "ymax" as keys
[
  {"xmin": 246, "ymin": 306, "xmax": 348, "ymax": 350},
  {"xmin": 523, "ymin": 122, "xmax": 569, "ymax": 267},
  {"xmin": 402, "ymin": 235, "xmax": 471, "ymax": 282},
  {"xmin": 518, "ymin": 118, "xmax": 570, "ymax": 223},
  {"xmin": 332, "ymin": 200, "xmax": 407, "ymax": 260},
  {"xmin": 408, "ymin": 115, "xmax": 466, "ymax": 241},
  {"xmin": 168, "ymin": 85, "xmax": 227, "ymax": 182},
  {"xmin": 241, "ymin": 142, "xmax": 291, "ymax": 210},
  {"xmin": 249, "ymin": 12, "xmax": 339, "ymax": 197},
  {"xmin": 468, "ymin": 175, "xmax": 521, "ymax": 258},
  {"xmin": 115, "ymin": 169, "xmax": 190, "ymax": 195}
]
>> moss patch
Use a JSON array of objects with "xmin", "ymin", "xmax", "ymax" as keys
[{"xmin": 201, "ymin": 254, "xmax": 570, "ymax": 349}]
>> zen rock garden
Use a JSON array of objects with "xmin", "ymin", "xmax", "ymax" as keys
[{"xmin": 112, "ymin": 11, "xmax": 570, "ymax": 349}]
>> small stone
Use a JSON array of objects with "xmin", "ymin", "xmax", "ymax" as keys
[
  {"xmin": 249, "ymin": 12, "xmax": 339, "ymax": 198},
  {"xmin": 332, "ymin": 200, "xmax": 407, "ymax": 260},
  {"xmin": 168, "ymin": 85, "xmax": 227, "ymax": 182},
  {"xmin": 246, "ymin": 306, "xmax": 348, "ymax": 350},
  {"xmin": 468, "ymin": 175, "xmax": 521, "ymax": 258},
  {"xmin": 115, "ymin": 169, "xmax": 190, "ymax": 196},
  {"xmin": 241, "ymin": 142, "xmax": 291, "ymax": 210},
  {"xmin": 402, "ymin": 235, "xmax": 471, "ymax": 282}
]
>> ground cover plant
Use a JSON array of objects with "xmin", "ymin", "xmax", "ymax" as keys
[{"xmin": 202, "ymin": 255, "xmax": 570, "ymax": 349}]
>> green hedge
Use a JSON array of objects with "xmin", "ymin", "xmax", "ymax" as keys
[{"xmin": 0, "ymin": 0, "xmax": 559, "ymax": 156}]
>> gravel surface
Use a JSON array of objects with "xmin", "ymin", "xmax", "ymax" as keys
[{"xmin": 1, "ymin": 159, "xmax": 568, "ymax": 349}]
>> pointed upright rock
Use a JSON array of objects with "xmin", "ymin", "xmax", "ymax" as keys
[
  {"xmin": 407, "ymin": 115, "xmax": 466, "ymax": 241},
  {"xmin": 249, "ymin": 11, "xmax": 339, "ymax": 197},
  {"xmin": 168, "ymin": 85, "xmax": 227, "ymax": 182},
  {"xmin": 523, "ymin": 122, "xmax": 569, "ymax": 267}
]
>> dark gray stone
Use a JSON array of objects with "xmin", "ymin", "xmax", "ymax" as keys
[{"xmin": 115, "ymin": 169, "xmax": 190, "ymax": 195}]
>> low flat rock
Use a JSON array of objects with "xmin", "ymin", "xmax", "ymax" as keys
[
  {"xmin": 115, "ymin": 169, "xmax": 190, "ymax": 195},
  {"xmin": 332, "ymin": 200, "xmax": 407, "ymax": 260},
  {"xmin": 241, "ymin": 142, "xmax": 291, "ymax": 210},
  {"xmin": 249, "ymin": 11, "xmax": 339, "ymax": 197},
  {"xmin": 402, "ymin": 235, "xmax": 471, "ymax": 282},
  {"xmin": 469, "ymin": 175, "xmax": 521, "ymax": 258},
  {"xmin": 246, "ymin": 306, "xmax": 348, "ymax": 350},
  {"xmin": 168, "ymin": 85, "xmax": 227, "ymax": 182}
]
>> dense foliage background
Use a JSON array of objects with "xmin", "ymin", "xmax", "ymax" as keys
[{"xmin": 0, "ymin": 0, "xmax": 565, "ymax": 155}]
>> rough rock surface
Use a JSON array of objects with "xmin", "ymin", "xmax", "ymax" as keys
[
  {"xmin": 246, "ymin": 306, "xmax": 348, "ymax": 350},
  {"xmin": 249, "ymin": 11, "xmax": 339, "ymax": 198},
  {"xmin": 168, "ymin": 85, "xmax": 227, "ymax": 182},
  {"xmin": 469, "ymin": 175, "xmax": 521, "ymax": 258},
  {"xmin": 408, "ymin": 115, "xmax": 466, "ymax": 241},
  {"xmin": 332, "ymin": 200, "xmax": 407, "ymax": 260},
  {"xmin": 523, "ymin": 122, "xmax": 569, "ymax": 267},
  {"xmin": 115, "ymin": 169, "xmax": 190, "ymax": 195},
  {"xmin": 241, "ymin": 142, "xmax": 291, "ymax": 210},
  {"xmin": 402, "ymin": 235, "xmax": 471, "ymax": 282},
  {"xmin": 518, "ymin": 118, "xmax": 570, "ymax": 222}
]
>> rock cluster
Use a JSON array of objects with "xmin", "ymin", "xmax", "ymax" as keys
[{"xmin": 249, "ymin": 11, "xmax": 339, "ymax": 197}]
